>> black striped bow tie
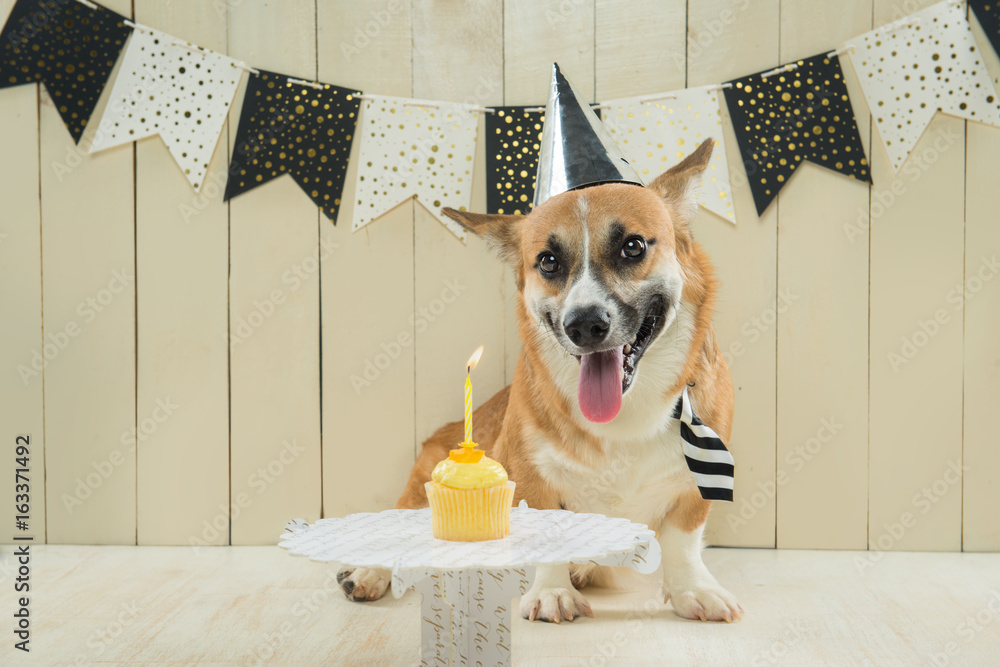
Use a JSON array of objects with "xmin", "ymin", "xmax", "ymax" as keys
[{"xmin": 672, "ymin": 387, "xmax": 735, "ymax": 502}]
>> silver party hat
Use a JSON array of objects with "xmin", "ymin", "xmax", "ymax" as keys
[{"xmin": 533, "ymin": 63, "xmax": 644, "ymax": 208}]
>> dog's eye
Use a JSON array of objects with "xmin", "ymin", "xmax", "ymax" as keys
[
  {"xmin": 537, "ymin": 253, "xmax": 560, "ymax": 274},
  {"xmin": 622, "ymin": 237, "xmax": 646, "ymax": 259}
]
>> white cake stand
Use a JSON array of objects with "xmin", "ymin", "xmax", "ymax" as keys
[{"xmin": 279, "ymin": 502, "xmax": 661, "ymax": 667}]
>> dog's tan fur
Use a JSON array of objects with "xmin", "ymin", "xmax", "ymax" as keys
[
  {"xmin": 399, "ymin": 140, "xmax": 732, "ymax": 519},
  {"xmin": 342, "ymin": 139, "xmax": 742, "ymax": 623}
]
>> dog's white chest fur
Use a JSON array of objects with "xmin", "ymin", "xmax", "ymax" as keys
[
  {"xmin": 525, "ymin": 300, "xmax": 699, "ymax": 528},
  {"xmin": 529, "ymin": 418, "xmax": 692, "ymax": 528}
]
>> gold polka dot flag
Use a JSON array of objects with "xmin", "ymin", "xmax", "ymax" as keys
[
  {"xmin": 485, "ymin": 107, "xmax": 545, "ymax": 215},
  {"xmin": 223, "ymin": 70, "xmax": 361, "ymax": 222},
  {"xmin": 845, "ymin": 1, "xmax": 1000, "ymax": 173},
  {"xmin": 88, "ymin": 25, "xmax": 242, "ymax": 191},
  {"xmin": 723, "ymin": 52, "xmax": 871, "ymax": 216},
  {"xmin": 0, "ymin": 0, "xmax": 131, "ymax": 143},
  {"xmin": 604, "ymin": 85, "xmax": 736, "ymax": 224},
  {"xmin": 353, "ymin": 95, "xmax": 479, "ymax": 240},
  {"xmin": 970, "ymin": 1, "xmax": 1000, "ymax": 61}
]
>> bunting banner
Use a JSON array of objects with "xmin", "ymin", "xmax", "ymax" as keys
[
  {"xmin": 224, "ymin": 69, "xmax": 360, "ymax": 221},
  {"xmin": 89, "ymin": 25, "xmax": 242, "ymax": 190},
  {"xmin": 846, "ymin": 1, "xmax": 1000, "ymax": 172},
  {"xmin": 970, "ymin": 0, "xmax": 1000, "ymax": 60},
  {"xmin": 723, "ymin": 53, "xmax": 871, "ymax": 215},
  {"xmin": 604, "ymin": 85, "xmax": 735, "ymax": 223},
  {"xmin": 0, "ymin": 0, "xmax": 131, "ymax": 143},
  {"xmin": 3, "ymin": 0, "xmax": 1000, "ymax": 226},
  {"xmin": 485, "ymin": 106, "xmax": 604, "ymax": 215},
  {"xmin": 486, "ymin": 106, "xmax": 544, "ymax": 215},
  {"xmin": 353, "ymin": 95, "xmax": 479, "ymax": 240}
]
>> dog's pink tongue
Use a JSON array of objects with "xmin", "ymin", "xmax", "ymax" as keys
[{"xmin": 578, "ymin": 348, "xmax": 624, "ymax": 423}]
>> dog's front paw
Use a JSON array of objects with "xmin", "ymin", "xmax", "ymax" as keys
[
  {"xmin": 665, "ymin": 584, "xmax": 743, "ymax": 623},
  {"xmin": 337, "ymin": 566, "xmax": 390, "ymax": 601},
  {"xmin": 519, "ymin": 587, "xmax": 593, "ymax": 623}
]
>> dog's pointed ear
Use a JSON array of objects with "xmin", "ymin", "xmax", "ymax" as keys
[
  {"xmin": 442, "ymin": 208, "xmax": 522, "ymax": 264},
  {"xmin": 647, "ymin": 137, "xmax": 714, "ymax": 238}
]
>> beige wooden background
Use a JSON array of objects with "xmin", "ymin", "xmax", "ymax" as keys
[{"xmin": 0, "ymin": 0, "xmax": 997, "ymax": 552}]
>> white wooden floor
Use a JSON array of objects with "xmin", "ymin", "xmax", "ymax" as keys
[{"xmin": 0, "ymin": 545, "xmax": 997, "ymax": 665}]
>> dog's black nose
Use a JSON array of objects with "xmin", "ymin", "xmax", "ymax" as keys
[{"xmin": 564, "ymin": 306, "xmax": 611, "ymax": 347}]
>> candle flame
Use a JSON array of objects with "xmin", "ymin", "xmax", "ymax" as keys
[{"xmin": 466, "ymin": 345, "xmax": 484, "ymax": 372}]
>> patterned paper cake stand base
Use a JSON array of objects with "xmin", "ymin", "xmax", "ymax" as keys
[{"xmin": 280, "ymin": 502, "xmax": 661, "ymax": 667}]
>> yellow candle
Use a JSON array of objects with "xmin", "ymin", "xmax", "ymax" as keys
[
  {"xmin": 464, "ymin": 373, "xmax": 473, "ymax": 444},
  {"xmin": 464, "ymin": 346, "xmax": 484, "ymax": 446}
]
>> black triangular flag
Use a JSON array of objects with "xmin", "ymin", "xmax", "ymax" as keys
[
  {"xmin": 723, "ymin": 53, "xmax": 871, "ymax": 216},
  {"xmin": 970, "ymin": 0, "xmax": 1000, "ymax": 60},
  {"xmin": 486, "ymin": 106, "xmax": 544, "ymax": 215},
  {"xmin": 0, "ymin": 0, "xmax": 131, "ymax": 143},
  {"xmin": 224, "ymin": 69, "xmax": 361, "ymax": 221},
  {"xmin": 486, "ymin": 105, "xmax": 604, "ymax": 215}
]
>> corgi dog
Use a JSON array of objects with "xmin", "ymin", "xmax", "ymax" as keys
[{"xmin": 337, "ymin": 138, "xmax": 742, "ymax": 624}]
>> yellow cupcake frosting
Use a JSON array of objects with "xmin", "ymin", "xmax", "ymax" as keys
[{"xmin": 431, "ymin": 444, "xmax": 508, "ymax": 490}]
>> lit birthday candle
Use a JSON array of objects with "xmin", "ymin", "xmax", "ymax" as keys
[
  {"xmin": 424, "ymin": 344, "xmax": 514, "ymax": 542},
  {"xmin": 464, "ymin": 346, "xmax": 484, "ymax": 445}
]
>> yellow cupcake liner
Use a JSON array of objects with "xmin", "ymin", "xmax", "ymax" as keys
[{"xmin": 424, "ymin": 481, "xmax": 515, "ymax": 542}]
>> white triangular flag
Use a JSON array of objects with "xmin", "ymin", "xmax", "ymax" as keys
[
  {"xmin": 603, "ymin": 85, "xmax": 735, "ymax": 223},
  {"xmin": 89, "ymin": 26, "xmax": 243, "ymax": 190},
  {"xmin": 353, "ymin": 95, "xmax": 479, "ymax": 240},
  {"xmin": 846, "ymin": 1, "xmax": 1000, "ymax": 172}
]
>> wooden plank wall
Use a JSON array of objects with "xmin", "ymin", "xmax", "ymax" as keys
[
  {"xmin": 774, "ymin": 0, "xmax": 871, "ymax": 550},
  {"xmin": 966, "ymin": 8, "xmax": 1000, "ymax": 552},
  {"xmin": 39, "ymin": 0, "xmax": 136, "ymax": 544},
  {"xmin": 319, "ymin": 0, "xmax": 416, "ymax": 517},
  {"xmin": 228, "ymin": 0, "xmax": 323, "ymax": 545},
  {"xmin": 868, "ymin": 0, "xmax": 965, "ymax": 552},
  {"xmin": 411, "ymin": 1, "xmax": 507, "ymax": 456},
  {"xmin": 0, "ymin": 0, "xmax": 44, "ymax": 543},
  {"xmin": 134, "ymin": 0, "xmax": 230, "ymax": 546},
  {"xmin": 689, "ymin": 0, "xmax": 780, "ymax": 549},
  {"xmin": 0, "ymin": 0, "xmax": 996, "ymax": 551}
]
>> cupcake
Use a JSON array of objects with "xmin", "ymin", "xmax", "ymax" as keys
[{"xmin": 425, "ymin": 443, "xmax": 515, "ymax": 541}]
